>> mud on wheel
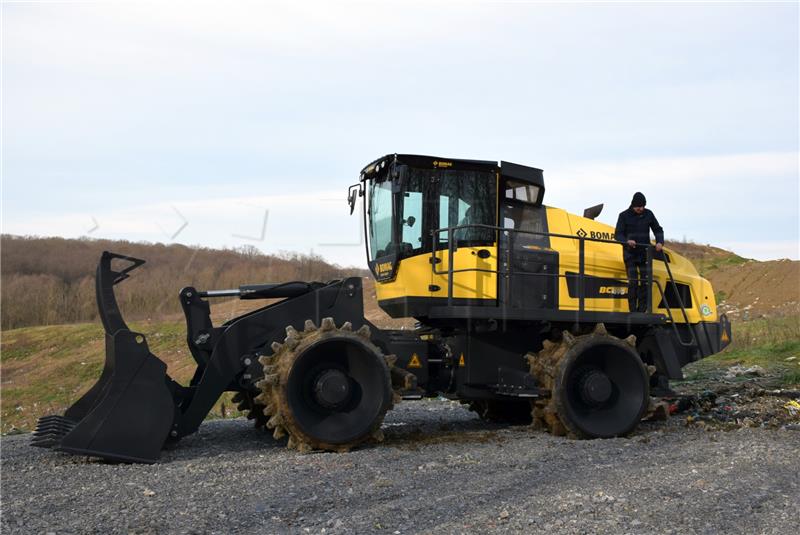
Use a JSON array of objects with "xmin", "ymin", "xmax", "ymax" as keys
[
  {"xmin": 527, "ymin": 323, "xmax": 650, "ymax": 439},
  {"xmin": 254, "ymin": 318, "xmax": 394, "ymax": 452}
]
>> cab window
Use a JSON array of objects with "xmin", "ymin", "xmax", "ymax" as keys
[{"xmin": 437, "ymin": 170, "xmax": 496, "ymax": 248}]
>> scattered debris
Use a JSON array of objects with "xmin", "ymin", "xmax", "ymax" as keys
[
  {"xmin": 784, "ymin": 400, "xmax": 800, "ymax": 417},
  {"xmin": 723, "ymin": 365, "xmax": 766, "ymax": 379},
  {"xmin": 665, "ymin": 385, "xmax": 800, "ymax": 431},
  {"xmin": 643, "ymin": 399, "xmax": 671, "ymax": 421}
]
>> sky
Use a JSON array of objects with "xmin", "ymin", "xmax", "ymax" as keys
[{"xmin": 2, "ymin": 1, "xmax": 799, "ymax": 268}]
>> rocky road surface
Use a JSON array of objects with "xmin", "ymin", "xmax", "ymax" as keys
[{"xmin": 2, "ymin": 400, "xmax": 799, "ymax": 535}]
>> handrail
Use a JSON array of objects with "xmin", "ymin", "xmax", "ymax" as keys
[
  {"xmin": 430, "ymin": 222, "xmax": 661, "ymax": 311},
  {"xmin": 428, "ymin": 222, "xmax": 704, "ymax": 351}
]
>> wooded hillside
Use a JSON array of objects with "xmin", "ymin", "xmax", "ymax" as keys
[{"xmin": 1, "ymin": 235, "xmax": 366, "ymax": 329}]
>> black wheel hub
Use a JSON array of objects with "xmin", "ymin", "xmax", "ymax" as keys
[
  {"xmin": 286, "ymin": 337, "xmax": 391, "ymax": 445},
  {"xmin": 313, "ymin": 369, "xmax": 351, "ymax": 409},
  {"xmin": 578, "ymin": 370, "xmax": 612, "ymax": 406},
  {"xmin": 557, "ymin": 340, "xmax": 649, "ymax": 438}
]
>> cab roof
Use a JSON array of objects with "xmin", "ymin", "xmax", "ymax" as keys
[{"xmin": 360, "ymin": 153, "xmax": 544, "ymax": 191}]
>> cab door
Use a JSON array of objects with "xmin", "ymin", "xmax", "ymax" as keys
[
  {"xmin": 430, "ymin": 169, "xmax": 498, "ymax": 302},
  {"xmin": 498, "ymin": 182, "xmax": 558, "ymax": 310}
]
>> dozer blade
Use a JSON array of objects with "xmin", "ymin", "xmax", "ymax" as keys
[{"xmin": 31, "ymin": 252, "xmax": 178, "ymax": 463}]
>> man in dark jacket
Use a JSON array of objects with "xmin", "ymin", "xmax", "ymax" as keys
[{"xmin": 614, "ymin": 192, "xmax": 664, "ymax": 313}]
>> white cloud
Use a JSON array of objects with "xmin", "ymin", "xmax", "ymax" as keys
[
  {"xmin": 5, "ymin": 151, "xmax": 797, "ymax": 265},
  {"xmin": 3, "ymin": 3, "xmax": 797, "ymax": 266},
  {"xmin": 1, "ymin": 189, "xmax": 367, "ymax": 267},
  {"xmin": 720, "ymin": 241, "xmax": 800, "ymax": 262}
]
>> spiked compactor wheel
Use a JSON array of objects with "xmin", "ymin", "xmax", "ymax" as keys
[
  {"xmin": 528, "ymin": 323, "xmax": 650, "ymax": 438},
  {"xmin": 231, "ymin": 391, "xmax": 268, "ymax": 429},
  {"xmin": 255, "ymin": 318, "xmax": 394, "ymax": 452}
]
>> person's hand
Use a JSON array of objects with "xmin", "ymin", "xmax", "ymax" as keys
[
  {"xmin": 655, "ymin": 243, "xmax": 663, "ymax": 252},
  {"xmin": 627, "ymin": 240, "xmax": 636, "ymax": 248}
]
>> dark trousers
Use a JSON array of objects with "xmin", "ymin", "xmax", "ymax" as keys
[{"xmin": 625, "ymin": 257, "xmax": 650, "ymax": 313}]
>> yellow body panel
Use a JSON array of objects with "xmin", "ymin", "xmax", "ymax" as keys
[
  {"xmin": 374, "ymin": 246, "xmax": 498, "ymax": 301},
  {"xmin": 373, "ymin": 206, "xmax": 718, "ymax": 325},
  {"xmin": 546, "ymin": 207, "xmax": 718, "ymax": 323}
]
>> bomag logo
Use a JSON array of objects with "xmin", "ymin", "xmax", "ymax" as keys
[
  {"xmin": 376, "ymin": 262, "xmax": 393, "ymax": 274},
  {"xmin": 599, "ymin": 286, "xmax": 628, "ymax": 295},
  {"xmin": 577, "ymin": 228, "xmax": 615, "ymax": 241},
  {"xmin": 432, "ymin": 160, "xmax": 453, "ymax": 168}
]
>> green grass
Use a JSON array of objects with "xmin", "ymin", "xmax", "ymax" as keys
[
  {"xmin": 681, "ymin": 317, "xmax": 800, "ymax": 386},
  {"xmin": 0, "ymin": 320, "xmax": 251, "ymax": 433},
  {"xmin": 3, "ymin": 315, "xmax": 799, "ymax": 433},
  {"xmin": 694, "ymin": 254, "xmax": 748, "ymax": 277}
]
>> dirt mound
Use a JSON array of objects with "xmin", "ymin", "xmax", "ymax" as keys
[
  {"xmin": 663, "ymin": 241, "xmax": 799, "ymax": 320},
  {"xmin": 667, "ymin": 241, "xmax": 745, "ymax": 263},
  {"xmin": 708, "ymin": 259, "xmax": 800, "ymax": 320}
]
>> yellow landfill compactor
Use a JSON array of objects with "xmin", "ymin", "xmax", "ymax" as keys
[{"xmin": 32, "ymin": 153, "xmax": 731, "ymax": 462}]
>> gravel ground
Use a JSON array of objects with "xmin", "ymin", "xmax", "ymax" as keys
[{"xmin": 2, "ymin": 399, "xmax": 798, "ymax": 535}]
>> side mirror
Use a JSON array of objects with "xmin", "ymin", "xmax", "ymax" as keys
[
  {"xmin": 583, "ymin": 203, "xmax": 603, "ymax": 220},
  {"xmin": 347, "ymin": 184, "xmax": 361, "ymax": 215},
  {"xmin": 404, "ymin": 215, "xmax": 416, "ymax": 228}
]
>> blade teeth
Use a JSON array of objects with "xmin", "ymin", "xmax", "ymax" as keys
[
  {"xmin": 593, "ymin": 322, "xmax": 608, "ymax": 335},
  {"xmin": 304, "ymin": 319, "xmax": 318, "ymax": 332},
  {"xmin": 270, "ymin": 342, "xmax": 283, "ymax": 354},
  {"xmin": 286, "ymin": 436, "xmax": 296, "ymax": 450},
  {"xmin": 259, "ymin": 355, "xmax": 275, "ymax": 366},
  {"xmin": 264, "ymin": 403, "xmax": 275, "ymax": 415},
  {"xmin": 285, "ymin": 325, "xmax": 299, "ymax": 339},
  {"xmin": 356, "ymin": 325, "xmax": 371, "ymax": 339},
  {"xmin": 384, "ymin": 354, "xmax": 398, "ymax": 367},
  {"xmin": 320, "ymin": 317, "xmax": 335, "ymax": 331},
  {"xmin": 253, "ymin": 393, "xmax": 267, "ymax": 404},
  {"xmin": 625, "ymin": 334, "xmax": 637, "ymax": 347},
  {"xmin": 341, "ymin": 321, "xmax": 353, "ymax": 332},
  {"xmin": 285, "ymin": 336, "xmax": 299, "ymax": 350},
  {"xmin": 273, "ymin": 426, "xmax": 286, "ymax": 440},
  {"xmin": 296, "ymin": 441, "xmax": 313, "ymax": 453},
  {"xmin": 263, "ymin": 364, "xmax": 277, "ymax": 374},
  {"xmin": 562, "ymin": 331, "xmax": 576, "ymax": 347},
  {"xmin": 542, "ymin": 339, "xmax": 555, "ymax": 351}
]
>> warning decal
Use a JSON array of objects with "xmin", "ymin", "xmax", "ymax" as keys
[
  {"xmin": 458, "ymin": 353, "xmax": 465, "ymax": 367},
  {"xmin": 408, "ymin": 353, "xmax": 422, "ymax": 368}
]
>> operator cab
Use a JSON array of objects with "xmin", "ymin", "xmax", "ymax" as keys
[{"xmin": 351, "ymin": 154, "xmax": 552, "ymax": 318}]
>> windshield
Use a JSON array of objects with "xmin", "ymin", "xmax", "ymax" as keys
[
  {"xmin": 368, "ymin": 179, "xmax": 393, "ymax": 260},
  {"xmin": 366, "ymin": 166, "xmax": 497, "ymax": 263}
]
